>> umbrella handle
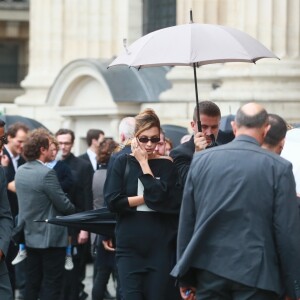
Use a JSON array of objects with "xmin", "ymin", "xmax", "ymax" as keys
[{"xmin": 193, "ymin": 63, "xmax": 202, "ymax": 132}]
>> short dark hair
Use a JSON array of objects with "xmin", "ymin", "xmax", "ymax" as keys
[
  {"xmin": 55, "ymin": 129, "xmax": 75, "ymax": 143},
  {"xmin": 23, "ymin": 128, "xmax": 50, "ymax": 161},
  {"xmin": 86, "ymin": 129, "xmax": 104, "ymax": 146},
  {"xmin": 7, "ymin": 122, "xmax": 29, "ymax": 138},
  {"xmin": 193, "ymin": 101, "xmax": 221, "ymax": 122},
  {"xmin": 264, "ymin": 114, "xmax": 287, "ymax": 146},
  {"xmin": 235, "ymin": 106, "xmax": 268, "ymax": 128},
  {"xmin": 0, "ymin": 120, "xmax": 5, "ymax": 127}
]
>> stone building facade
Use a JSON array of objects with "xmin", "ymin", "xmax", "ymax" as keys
[{"xmin": 1, "ymin": 0, "xmax": 299, "ymax": 153}]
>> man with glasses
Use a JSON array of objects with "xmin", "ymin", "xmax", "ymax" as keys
[
  {"xmin": 55, "ymin": 129, "xmax": 94, "ymax": 300},
  {"xmin": 0, "ymin": 119, "xmax": 13, "ymax": 300}
]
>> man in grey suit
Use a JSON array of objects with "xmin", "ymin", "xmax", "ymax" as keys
[
  {"xmin": 0, "ymin": 120, "xmax": 13, "ymax": 300},
  {"xmin": 15, "ymin": 128, "xmax": 75, "ymax": 300},
  {"xmin": 171, "ymin": 103, "xmax": 300, "ymax": 300}
]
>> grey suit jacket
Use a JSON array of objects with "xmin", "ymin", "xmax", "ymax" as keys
[
  {"xmin": 15, "ymin": 160, "xmax": 75, "ymax": 248},
  {"xmin": 0, "ymin": 166, "xmax": 13, "ymax": 277},
  {"xmin": 171, "ymin": 135, "xmax": 300, "ymax": 297}
]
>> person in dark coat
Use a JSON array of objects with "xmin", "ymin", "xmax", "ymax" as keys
[
  {"xmin": 79, "ymin": 129, "xmax": 105, "ymax": 171},
  {"xmin": 170, "ymin": 101, "xmax": 221, "ymax": 185},
  {"xmin": 91, "ymin": 138, "xmax": 119, "ymax": 300},
  {"xmin": 262, "ymin": 113, "xmax": 288, "ymax": 155},
  {"xmin": 104, "ymin": 109, "xmax": 182, "ymax": 300},
  {"xmin": 0, "ymin": 120, "xmax": 13, "ymax": 300},
  {"xmin": 55, "ymin": 129, "xmax": 94, "ymax": 300},
  {"xmin": 171, "ymin": 103, "xmax": 300, "ymax": 300},
  {"xmin": 1, "ymin": 122, "xmax": 28, "ymax": 297}
]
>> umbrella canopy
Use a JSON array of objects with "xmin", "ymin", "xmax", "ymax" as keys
[
  {"xmin": 109, "ymin": 14, "xmax": 278, "ymax": 131},
  {"xmin": 109, "ymin": 23, "xmax": 278, "ymax": 68},
  {"xmin": 0, "ymin": 114, "xmax": 48, "ymax": 131},
  {"xmin": 35, "ymin": 207, "xmax": 116, "ymax": 236}
]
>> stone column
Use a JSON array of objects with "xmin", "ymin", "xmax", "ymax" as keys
[
  {"xmin": 15, "ymin": 0, "xmax": 64, "ymax": 105},
  {"xmin": 163, "ymin": 0, "xmax": 300, "ymax": 122},
  {"xmin": 15, "ymin": 0, "xmax": 143, "ymax": 106},
  {"xmin": 210, "ymin": 0, "xmax": 300, "ymax": 122}
]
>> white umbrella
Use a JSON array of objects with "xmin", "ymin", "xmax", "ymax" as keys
[{"xmin": 109, "ymin": 12, "xmax": 278, "ymax": 131}]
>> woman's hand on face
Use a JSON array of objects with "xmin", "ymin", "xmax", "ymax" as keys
[{"xmin": 131, "ymin": 138, "xmax": 148, "ymax": 162}]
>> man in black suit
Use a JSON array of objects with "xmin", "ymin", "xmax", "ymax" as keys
[
  {"xmin": 56, "ymin": 129, "xmax": 94, "ymax": 300},
  {"xmin": 1, "ymin": 122, "xmax": 28, "ymax": 296},
  {"xmin": 171, "ymin": 103, "xmax": 300, "ymax": 300},
  {"xmin": 79, "ymin": 129, "xmax": 104, "ymax": 171},
  {"xmin": 0, "ymin": 119, "xmax": 13, "ymax": 300},
  {"xmin": 170, "ymin": 101, "xmax": 221, "ymax": 185}
]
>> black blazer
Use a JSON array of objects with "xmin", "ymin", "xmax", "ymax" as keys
[
  {"xmin": 170, "ymin": 136, "xmax": 196, "ymax": 185},
  {"xmin": 64, "ymin": 153, "xmax": 94, "ymax": 212},
  {"xmin": 2, "ymin": 147, "xmax": 26, "ymax": 218},
  {"xmin": 0, "ymin": 166, "xmax": 13, "ymax": 278},
  {"xmin": 78, "ymin": 152, "xmax": 95, "ymax": 170}
]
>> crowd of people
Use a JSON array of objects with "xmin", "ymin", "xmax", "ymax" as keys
[{"xmin": 0, "ymin": 100, "xmax": 300, "ymax": 300}]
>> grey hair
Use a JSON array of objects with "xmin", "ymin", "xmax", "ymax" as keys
[{"xmin": 119, "ymin": 117, "xmax": 135, "ymax": 140}]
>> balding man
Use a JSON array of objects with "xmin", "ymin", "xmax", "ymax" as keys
[{"xmin": 171, "ymin": 103, "xmax": 300, "ymax": 300}]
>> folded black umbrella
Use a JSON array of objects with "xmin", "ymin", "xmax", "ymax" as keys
[{"xmin": 35, "ymin": 207, "xmax": 116, "ymax": 237}]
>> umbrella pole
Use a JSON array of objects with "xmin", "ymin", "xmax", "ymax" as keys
[{"xmin": 193, "ymin": 63, "xmax": 202, "ymax": 132}]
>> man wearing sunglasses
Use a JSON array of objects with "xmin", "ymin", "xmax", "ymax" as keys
[
  {"xmin": 170, "ymin": 101, "xmax": 221, "ymax": 185},
  {"xmin": 0, "ymin": 119, "xmax": 13, "ymax": 300}
]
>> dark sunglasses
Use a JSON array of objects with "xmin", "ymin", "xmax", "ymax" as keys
[
  {"xmin": 138, "ymin": 136, "xmax": 160, "ymax": 144},
  {"xmin": 0, "ymin": 134, "xmax": 7, "ymax": 145}
]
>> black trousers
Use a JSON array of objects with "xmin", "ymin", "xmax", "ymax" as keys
[
  {"xmin": 0, "ymin": 271, "xmax": 13, "ymax": 300},
  {"xmin": 195, "ymin": 269, "xmax": 278, "ymax": 300},
  {"xmin": 60, "ymin": 244, "xmax": 87, "ymax": 300},
  {"xmin": 24, "ymin": 247, "xmax": 65, "ymax": 300}
]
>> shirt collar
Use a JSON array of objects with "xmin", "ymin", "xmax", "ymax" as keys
[{"xmin": 4, "ymin": 145, "xmax": 20, "ymax": 160}]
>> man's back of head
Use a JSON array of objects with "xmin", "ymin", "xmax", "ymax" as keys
[
  {"xmin": 119, "ymin": 117, "xmax": 135, "ymax": 143},
  {"xmin": 262, "ymin": 114, "xmax": 287, "ymax": 154},
  {"xmin": 232, "ymin": 102, "xmax": 269, "ymax": 145},
  {"xmin": 23, "ymin": 128, "xmax": 50, "ymax": 162}
]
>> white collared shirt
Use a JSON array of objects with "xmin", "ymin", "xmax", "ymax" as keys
[
  {"xmin": 4, "ymin": 146, "xmax": 20, "ymax": 172},
  {"xmin": 87, "ymin": 148, "xmax": 97, "ymax": 171}
]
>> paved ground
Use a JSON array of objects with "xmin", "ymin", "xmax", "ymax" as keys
[
  {"xmin": 83, "ymin": 263, "xmax": 116, "ymax": 300},
  {"xmin": 16, "ymin": 263, "xmax": 116, "ymax": 300}
]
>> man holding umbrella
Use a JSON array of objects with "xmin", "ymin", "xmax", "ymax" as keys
[
  {"xmin": 170, "ymin": 101, "xmax": 221, "ymax": 185},
  {"xmin": 171, "ymin": 103, "xmax": 300, "ymax": 300}
]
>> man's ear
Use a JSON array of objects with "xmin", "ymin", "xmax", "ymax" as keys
[
  {"xmin": 263, "ymin": 124, "xmax": 271, "ymax": 139},
  {"xmin": 120, "ymin": 133, "xmax": 125, "ymax": 143},
  {"xmin": 190, "ymin": 121, "xmax": 196, "ymax": 133},
  {"xmin": 231, "ymin": 121, "xmax": 237, "ymax": 136}
]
